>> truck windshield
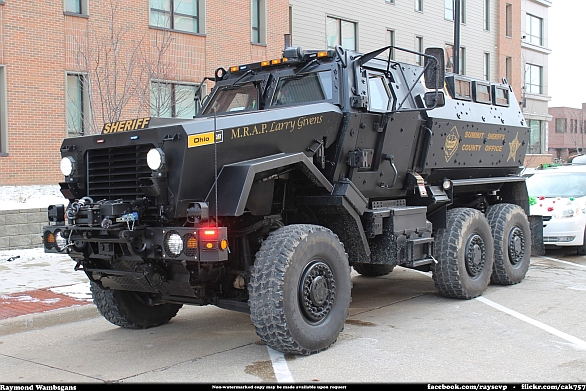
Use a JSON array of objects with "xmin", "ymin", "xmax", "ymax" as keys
[
  {"xmin": 272, "ymin": 71, "xmax": 333, "ymax": 106},
  {"xmin": 202, "ymin": 82, "xmax": 258, "ymax": 115}
]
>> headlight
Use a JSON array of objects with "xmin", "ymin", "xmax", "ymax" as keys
[
  {"xmin": 164, "ymin": 231, "xmax": 183, "ymax": 257},
  {"xmin": 55, "ymin": 230, "xmax": 68, "ymax": 252},
  {"xmin": 60, "ymin": 157, "xmax": 76, "ymax": 176},
  {"xmin": 147, "ymin": 148, "xmax": 165, "ymax": 170},
  {"xmin": 554, "ymin": 209, "xmax": 576, "ymax": 219}
]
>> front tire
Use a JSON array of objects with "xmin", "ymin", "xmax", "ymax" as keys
[
  {"xmin": 486, "ymin": 203, "xmax": 531, "ymax": 284},
  {"xmin": 90, "ymin": 282, "xmax": 182, "ymax": 329},
  {"xmin": 248, "ymin": 224, "xmax": 352, "ymax": 355},
  {"xmin": 577, "ymin": 229, "xmax": 586, "ymax": 256},
  {"xmin": 432, "ymin": 208, "xmax": 494, "ymax": 299}
]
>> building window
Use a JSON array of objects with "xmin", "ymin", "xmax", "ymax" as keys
[
  {"xmin": 151, "ymin": 81, "xmax": 201, "ymax": 119},
  {"xmin": 506, "ymin": 56, "xmax": 512, "ymax": 85},
  {"xmin": 387, "ymin": 29, "xmax": 395, "ymax": 60},
  {"xmin": 0, "ymin": 66, "xmax": 7, "ymax": 155},
  {"xmin": 66, "ymin": 74, "xmax": 89, "ymax": 137},
  {"xmin": 415, "ymin": 36, "xmax": 423, "ymax": 66},
  {"xmin": 64, "ymin": 0, "xmax": 88, "ymax": 15},
  {"xmin": 526, "ymin": 14, "xmax": 543, "ymax": 46},
  {"xmin": 524, "ymin": 63, "xmax": 542, "ymax": 94},
  {"xmin": 445, "ymin": 44, "xmax": 465, "ymax": 74},
  {"xmin": 445, "ymin": 0, "xmax": 465, "ymax": 23},
  {"xmin": 326, "ymin": 17, "xmax": 356, "ymax": 51},
  {"xmin": 415, "ymin": 0, "xmax": 423, "ymax": 12},
  {"xmin": 483, "ymin": 53, "xmax": 490, "ymax": 81},
  {"xmin": 484, "ymin": 0, "xmax": 490, "ymax": 31},
  {"xmin": 528, "ymin": 120, "xmax": 542, "ymax": 154},
  {"xmin": 506, "ymin": 3, "xmax": 512, "ymax": 37},
  {"xmin": 150, "ymin": 0, "xmax": 203, "ymax": 34},
  {"xmin": 251, "ymin": 0, "xmax": 266, "ymax": 44},
  {"xmin": 556, "ymin": 118, "xmax": 567, "ymax": 133}
]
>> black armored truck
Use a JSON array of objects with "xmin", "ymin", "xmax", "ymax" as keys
[{"xmin": 43, "ymin": 45, "xmax": 534, "ymax": 355}]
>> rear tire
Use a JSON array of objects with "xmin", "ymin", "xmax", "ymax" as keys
[
  {"xmin": 353, "ymin": 263, "xmax": 395, "ymax": 277},
  {"xmin": 486, "ymin": 203, "xmax": 531, "ymax": 285},
  {"xmin": 90, "ymin": 282, "xmax": 182, "ymax": 329},
  {"xmin": 249, "ymin": 224, "xmax": 351, "ymax": 355},
  {"xmin": 432, "ymin": 208, "xmax": 494, "ymax": 299}
]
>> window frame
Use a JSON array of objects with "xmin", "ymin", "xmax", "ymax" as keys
[
  {"xmin": 415, "ymin": 0, "xmax": 423, "ymax": 12},
  {"xmin": 64, "ymin": 0, "xmax": 88, "ymax": 16},
  {"xmin": 326, "ymin": 16, "xmax": 357, "ymax": 51},
  {"xmin": 555, "ymin": 118, "xmax": 567, "ymax": 133},
  {"xmin": 65, "ymin": 72, "xmax": 90, "ymax": 138},
  {"xmin": 445, "ymin": 0, "xmax": 466, "ymax": 23},
  {"xmin": 149, "ymin": 0, "xmax": 205, "ymax": 35},
  {"xmin": 367, "ymin": 72, "xmax": 393, "ymax": 113},
  {"xmin": 484, "ymin": 0, "xmax": 491, "ymax": 31},
  {"xmin": 524, "ymin": 63, "xmax": 543, "ymax": 95},
  {"xmin": 251, "ymin": 0, "xmax": 266, "ymax": 45},
  {"xmin": 270, "ymin": 70, "xmax": 335, "ymax": 108},
  {"xmin": 415, "ymin": 36, "xmax": 423, "ymax": 66},
  {"xmin": 0, "ymin": 66, "xmax": 7, "ymax": 155},
  {"xmin": 526, "ymin": 13, "xmax": 543, "ymax": 46},
  {"xmin": 506, "ymin": 3, "xmax": 513, "ymax": 37},
  {"xmin": 387, "ymin": 29, "xmax": 396, "ymax": 60},
  {"xmin": 151, "ymin": 80, "xmax": 202, "ymax": 119},
  {"xmin": 483, "ymin": 52, "xmax": 490, "ymax": 81}
]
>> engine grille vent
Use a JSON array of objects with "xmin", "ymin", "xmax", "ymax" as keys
[{"xmin": 87, "ymin": 144, "xmax": 153, "ymax": 201}]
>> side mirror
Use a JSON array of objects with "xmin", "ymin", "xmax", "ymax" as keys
[
  {"xmin": 424, "ymin": 91, "xmax": 445, "ymax": 108},
  {"xmin": 424, "ymin": 48, "xmax": 445, "ymax": 90}
]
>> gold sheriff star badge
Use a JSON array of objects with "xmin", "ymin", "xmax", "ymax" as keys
[{"xmin": 507, "ymin": 132, "xmax": 521, "ymax": 162}]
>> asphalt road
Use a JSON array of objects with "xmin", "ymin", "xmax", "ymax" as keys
[{"xmin": 0, "ymin": 249, "xmax": 585, "ymax": 384}]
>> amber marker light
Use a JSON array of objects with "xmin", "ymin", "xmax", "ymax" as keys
[
  {"xmin": 205, "ymin": 242, "xmax": 214, "ymax": 249},
  {"xmin": 220, "ymin": 239, "xmax": 228, "ymax": 251},
  {"xmin": 317, "ymin": 51, "xmax": 328, "ymax": 58},
  {"xmin": 230, "ymin": 66, "xmax": 240, "ymax": 73},
  {"xmin": 46, "ymin": 233, "xmax": 55, "ymax": 244},
  {"xmin": 261, "ymin": 61, "xmax": 270, "ymax": 67},
  {"xmin": 271, "ymin": 59, "xmax": 281, "ymax": 65},
  {"xmin": 186, "ymin": 236, "xmax": 197, "ymax": 250}
]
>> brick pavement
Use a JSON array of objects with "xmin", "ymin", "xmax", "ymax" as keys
[{"xmin": 0, "ymin": 288, "xmax": 92, "ymax": 320}]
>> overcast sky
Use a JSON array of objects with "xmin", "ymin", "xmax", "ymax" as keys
[{"xmin": 547, "ymin": 2, "xmax": 583, "ymax": 108}]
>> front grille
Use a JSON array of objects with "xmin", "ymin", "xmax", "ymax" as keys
[{"xmin": 87, "ymin": 144, "xmax": 153, "ymax": 201}]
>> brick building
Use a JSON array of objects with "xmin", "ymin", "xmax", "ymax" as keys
[
  {"xmin": 0, "ymin": 0, "xmax": 289, "ymax": 186},
  {"xmin": 548, "ymin": 104, "xmax": 586, "ymax": 161}
]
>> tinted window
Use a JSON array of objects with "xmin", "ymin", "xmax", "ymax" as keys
[
  {"xmin": 202, "ymin": 83, "xmax": 258, "ymax": 115},
  {"xmin": 272, "ymin": 71, "xmax": 333, "ymax": 106}
]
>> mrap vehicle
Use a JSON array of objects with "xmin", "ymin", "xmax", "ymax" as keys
[{"xmin": 43, "ymin": 45, "xmax": 533, "ymax": 355}]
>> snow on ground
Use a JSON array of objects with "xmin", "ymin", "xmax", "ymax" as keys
[{"xmin": 0, "ymin": 185, "xmax": 89, "ymax": 297}]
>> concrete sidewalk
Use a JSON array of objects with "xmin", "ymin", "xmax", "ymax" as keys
[{"xmin": 0, "ymin": 248, "xmax": 98, "ymax": 335}]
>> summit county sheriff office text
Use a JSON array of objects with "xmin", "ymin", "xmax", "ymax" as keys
[{"xmin": 0, "ymin": 386, "xmax": 76, "ymax": 391}]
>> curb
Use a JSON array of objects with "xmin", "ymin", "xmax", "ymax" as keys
[{"xmin": 0, "ymin": 303, "xmax": 99, "ymax": 336}]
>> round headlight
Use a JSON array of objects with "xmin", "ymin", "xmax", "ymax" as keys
[
  {"xmin": 55, "ymin": 230, "xmax": 68, "ymax": 252},
  {"xmin": 165, "ymin": 232, "xmax": 183, "ymax": 257},
  {"xmin": 147, "ymin": 148, "xmax": 165, "ymax": 170},
  {"xmin": 60, "ymin": 157, "xmax": 76, "ymax": 176}
]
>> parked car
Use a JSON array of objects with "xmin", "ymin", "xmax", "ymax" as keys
[{"xmin": 526, "ymin": 165, "xmax": 586, "ymax": 254}]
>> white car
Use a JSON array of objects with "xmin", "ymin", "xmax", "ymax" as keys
[{"xmin": 526, "ymin": 165, "xmax": 586, "ymax": 254}]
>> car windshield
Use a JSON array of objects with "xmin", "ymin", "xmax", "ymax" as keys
[
  {"xmin": 272, "ymin": 71, "xmax": 333, "ymax": 106},
  {"xmin": 526, "ymin": 171, "xmax": 586, "ymax": 198},
  {"xmin": 202, "ymin": 82, "xmax": 258, "ymax": 115}
]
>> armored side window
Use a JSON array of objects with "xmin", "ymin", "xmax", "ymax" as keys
[
  {"xmin": 202, "ymin": 82, "xmax": 258, "ymax": 115},
  {"xmin": 473, "ymin": 81, "xmax": 491, "ymax": 104},
  {"xmin": 272, "ymin": 71, "xmax": 333, "ymax": 106},
  {"xmin": 493, "ymin": 86, "xmax": 509, "ymax": 107},
  {"xmin": 367, "ymin": 74, "xmax": 392, "ymax": 112}
]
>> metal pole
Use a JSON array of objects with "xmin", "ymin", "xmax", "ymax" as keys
[{"xmin": 454, "ymin": 0, "xmax": 461, "ymax": 74}]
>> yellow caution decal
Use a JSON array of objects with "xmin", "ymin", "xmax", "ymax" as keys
[
  {"xmin": 102, "ymin": 117, "xmax": 151, "ymax": 134},
  {"xmin": 188, "ymin": 130, "xmax": 224, "ymax": 148}
]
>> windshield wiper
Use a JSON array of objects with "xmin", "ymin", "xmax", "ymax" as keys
[{"xmin": 295, "ymin": 59, "xmax": 320, "ymax": 75}]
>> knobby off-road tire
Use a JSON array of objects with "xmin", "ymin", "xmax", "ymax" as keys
[
  {"xmin": 90, "ymin": 281, "xmax": 183, "ymax": 329},
  {"xmin": 486, "ymin": 203, "xmax": 531, "ymax": 285},
  {"xmin": 432, "ymin": 208, "xmax": 494, "ymax": 299},
  {"xmin": 353, "ymin": 263, "xmax": 395, "ymax": 277},
  {"xmin": 248, "ymin": 224, "xmax": 352, "ymax": 355}
]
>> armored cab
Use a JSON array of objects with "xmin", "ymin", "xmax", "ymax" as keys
[{"xmin": 43, "ymin": 45, "xmax": 534, "ymax": 355}]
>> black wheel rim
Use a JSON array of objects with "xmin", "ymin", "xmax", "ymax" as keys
[
  {"xmin": 508, "ymin": 226, "xmax": 525, "ymax": 266},
  {"xmin": 298, "ymin": 260, "xmax": 336, "ymax": 324},
  {"xmin": 465, "ymin": 234, "xmax": 486, "ymax": 278}
]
